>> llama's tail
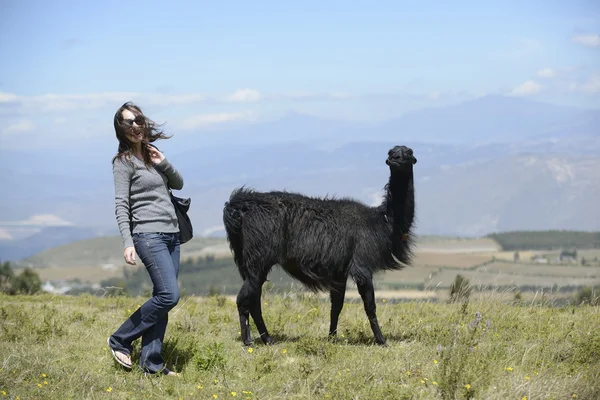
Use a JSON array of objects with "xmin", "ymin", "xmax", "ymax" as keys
[{"xmin": 223, "ymin": 191, "xmax": 246, "ymax": 278}]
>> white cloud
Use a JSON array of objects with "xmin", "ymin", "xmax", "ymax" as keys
[
  {"xmin": 225, "ymin": 89, "xmax": 261, "ymax": 103},
  {"xmin": 0, "ymin": 214, "xmax": 74, "ymax": 227},
  {"xmin": 367, "ymin": 191, "xmax": 383, "ymax": 207},
  {"xmin": 510, "ymin": 80, "xmax": 542, "ymax": 96},
  {"xmin": 1, "ymin": 120, "xmax": 35, "ymax": 136},
  {"xmin": 493, "ymin": 37, "xmax": 543, "ymax": 60},
  {"xmin": 536, "ymin": 68, "xmax": 555, "ymax": 78},
  {"xmin": 0, "ymin": 89, "xmax": 363, "ymax": 116},
  {"xmin": 569, "ymin": 74, "xmax": 600, "ymax": 94},
  {"xmin": 0, "ymin": 92, "xmax": 19, "ymax": 103},
  {"xmin": 201, "ymin": 225, "xmax": 225, "ymax": 236},
  {"xmin": 33, "ymin": 92, "xmax": 139, "ymax": 112},
  {"xmin": 0, "ymin": 228, "xmax": 13, "ymax": 240},
  {"xmin": 572, "ymin": 34, "xmax": 600, "ymax": 48},
  {"xmin": 144, "ymin": 93, "xmax": 207, "ymax": 106},
  {"xmin": 180, "ymin": 111, "xmax": 255, "ymax": 130}
]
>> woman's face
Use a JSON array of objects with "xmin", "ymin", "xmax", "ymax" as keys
[{"xmin": 121, "ymin": 109, "xmax": 145, "ymax": 144}]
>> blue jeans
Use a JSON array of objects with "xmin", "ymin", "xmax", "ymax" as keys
[{"xmin": 109, "ymin": 232, "xmax": 181, "ymax": 373}]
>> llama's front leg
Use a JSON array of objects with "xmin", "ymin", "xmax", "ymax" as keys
[
  {"xmin": 356, "ymin": 278, "xmax": 387, "ymax": 346},
  {"xmin": 236, "ymin": 280, "xmax": 254, "ymax": 346},
  {"xmin": 328, "ymin": 280, "xmax": 347, "ymax": 339}
]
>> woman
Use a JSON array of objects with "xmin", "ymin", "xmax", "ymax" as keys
[{"xmin": 107, "ymin": 101, "xmax": 183, "ymax": 376}]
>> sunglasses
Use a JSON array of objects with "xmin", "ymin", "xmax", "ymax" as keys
[{"xmin": 122, "ymin": 115, "xmax": 145, "ymax": 127}]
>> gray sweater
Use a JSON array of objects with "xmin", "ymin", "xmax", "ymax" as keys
[{"xmin": 112, "ymin": 154, "xmax": 184, "ymax": 249}]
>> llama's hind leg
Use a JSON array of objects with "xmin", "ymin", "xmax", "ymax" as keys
[
  {"xmin": 249, "ymin": 280, "xmax": 274, "ymax": 345},
  {"xmin": 236, "ymin": 271, "xmax": 273, "ymax": 346},
  {"xmin": 328, "ymin": 279, "xmax": 347, "ymax": 339},
  {"xmin": 356, "ymin": 277, "xmax": 387, "ymax": 346},
  {"xmin": 236, "ymin": 279, "xmax": 255, "ymax": 346}
]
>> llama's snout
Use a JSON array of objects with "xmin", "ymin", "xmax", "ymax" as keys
[{"xmin": 387, "ymin": 145, "xmax": 417, "ymax": 166}]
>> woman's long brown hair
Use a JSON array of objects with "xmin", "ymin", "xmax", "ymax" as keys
[{"xmin": 111, "ymin": 101, "xmax": 172, "ymax": 168}]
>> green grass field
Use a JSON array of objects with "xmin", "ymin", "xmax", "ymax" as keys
[{"xmin": 1, "ymin": 292, "xmax": 599, "ymax": 399}]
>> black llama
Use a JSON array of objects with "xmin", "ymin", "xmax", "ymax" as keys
[{"xmin": 223, "ymin": 145, "xmax": 417, "ymax": 346}]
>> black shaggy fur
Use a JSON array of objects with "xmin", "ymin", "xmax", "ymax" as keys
[{"xmin": 223, "ymin": 145, "xmax": 417, "ymax": 346}]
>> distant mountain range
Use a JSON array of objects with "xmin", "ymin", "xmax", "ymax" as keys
[
  {"xmin": 1, "ymin": 95, "xmax": 598, "ymax": 261},
  {"xmin": 0, "ymin": 226, "xmax": 100, "ymax": 262}
]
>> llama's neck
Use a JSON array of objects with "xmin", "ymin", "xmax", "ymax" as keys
[{"xmin": 382, "ymin": 168, "xmax": 415, "ymax": 238}]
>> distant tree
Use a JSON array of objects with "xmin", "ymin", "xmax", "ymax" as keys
[
  {"xmin": 0, "ymin": 261, "xmax": 15, "ymax": 293},
  {"xmin": 574, "ymin": 286, "xmax": 600, "ymax": 306},
  {"xmin": 11, "ymin": 267, "xmax": 42, "ymax": 295},
  {"xmin": 449, "ymin": 274, "xmax": 471, "ymax": 303},
  {"xmin": 0, "ymin": 263, "xmax": 42, "ymax": 295}
]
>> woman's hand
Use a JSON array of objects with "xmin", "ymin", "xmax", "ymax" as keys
[
  {"xmin": 124, "ymin": 246, "xmax": 137, "ymax": 265},
  {"xmin": 148, "ymin": 145, "xmax": 165, "ymax": 165}
]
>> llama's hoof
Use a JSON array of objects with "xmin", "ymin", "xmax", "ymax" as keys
[{"xmin": 262, "ymin": 336, "xmax": 275, "ymax": 345}]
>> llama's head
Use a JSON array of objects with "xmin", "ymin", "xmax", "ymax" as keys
[{"xmin": 386, "ymin": 145, "xmax": 417, "ymax": 170}]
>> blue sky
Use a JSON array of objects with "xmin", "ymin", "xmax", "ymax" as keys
[{"xmin": 1, "ymin": 0, "xmax": 599, "ymax": 150}]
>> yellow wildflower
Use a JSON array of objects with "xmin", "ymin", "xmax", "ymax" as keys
[
  {"xmin": 213, "ymin": 395, "xmax": 218, "ymax": 399},
  {"xmin": 106, "ymin": 387, "xmax": 113, "ymax": 393},
  {"xmin": 433, "ymin": 359, "xmax": 438, "ymax": 364},
  {"xmin": 522, "ymin": 396, "xmax": 527, "ymax": 400},
  {"xmin": 247, "ymin": 347, "xmax": 254, "ymax": 353},
  {"xmin": 465, "ymin": 384, "xmax": 471, "ymax": 389},
  {"xmin": 1, "ymin": 390, "xmax": 5, "ymax": 396},
  {"xmin": 282, "ymin": 349, "xmax": 287, "ymax": 354},
  {"xmin": 505, "ymin": 367, "xmax": 513, "ymax": 371},
  {"xmin": 44, "ymin": 381, "xmax": 48, "ymax": 385},
  {"xmin": 198, "ymin": 385, "xmax": 204, "ymax": 389},
  {"xmin": 433, "ymin": 381, "xmax": 438, "ymax": 385},
  {"xmin": 231, "ymin": 392, "xmax": 237, "ymax": 397},
  {"xmin": 41, "ymin": 374, "xmax": 46, "ymax": 378},
  {"xmin": 37, "ymin": 384, "xmax": 42, "ymax": 388}
]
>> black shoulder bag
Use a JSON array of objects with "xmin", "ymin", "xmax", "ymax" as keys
[{"xmin": 170, "ymin": 190, "xmax": 193, "ymax": 244}]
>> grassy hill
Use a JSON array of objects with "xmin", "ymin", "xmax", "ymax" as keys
[
  {"xmin": 486, "ymin": 230, "xmax": 600, "ymax": 251},
  {"xmin": 17, "ymin": 235, "xmax": 231, "ymax": 269},
  {"xmin": 11, "ymin": 231, "xmax": 600, "ymax": 299},
  {"xmin": 1, "ymin": 292, "xmax": 598, "ymax": 399}
]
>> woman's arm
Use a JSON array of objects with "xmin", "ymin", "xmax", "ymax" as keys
[
  {"xmin": 155, "ymin": 158, "xmax": 184, "ymax": 190},
  {"xmin": 113, "ymin": 157, "xmax": 134, "ymax": 249},
  {"xmin": 147, "ymin": 145, "xmax": 184, "ymax": 190}
]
